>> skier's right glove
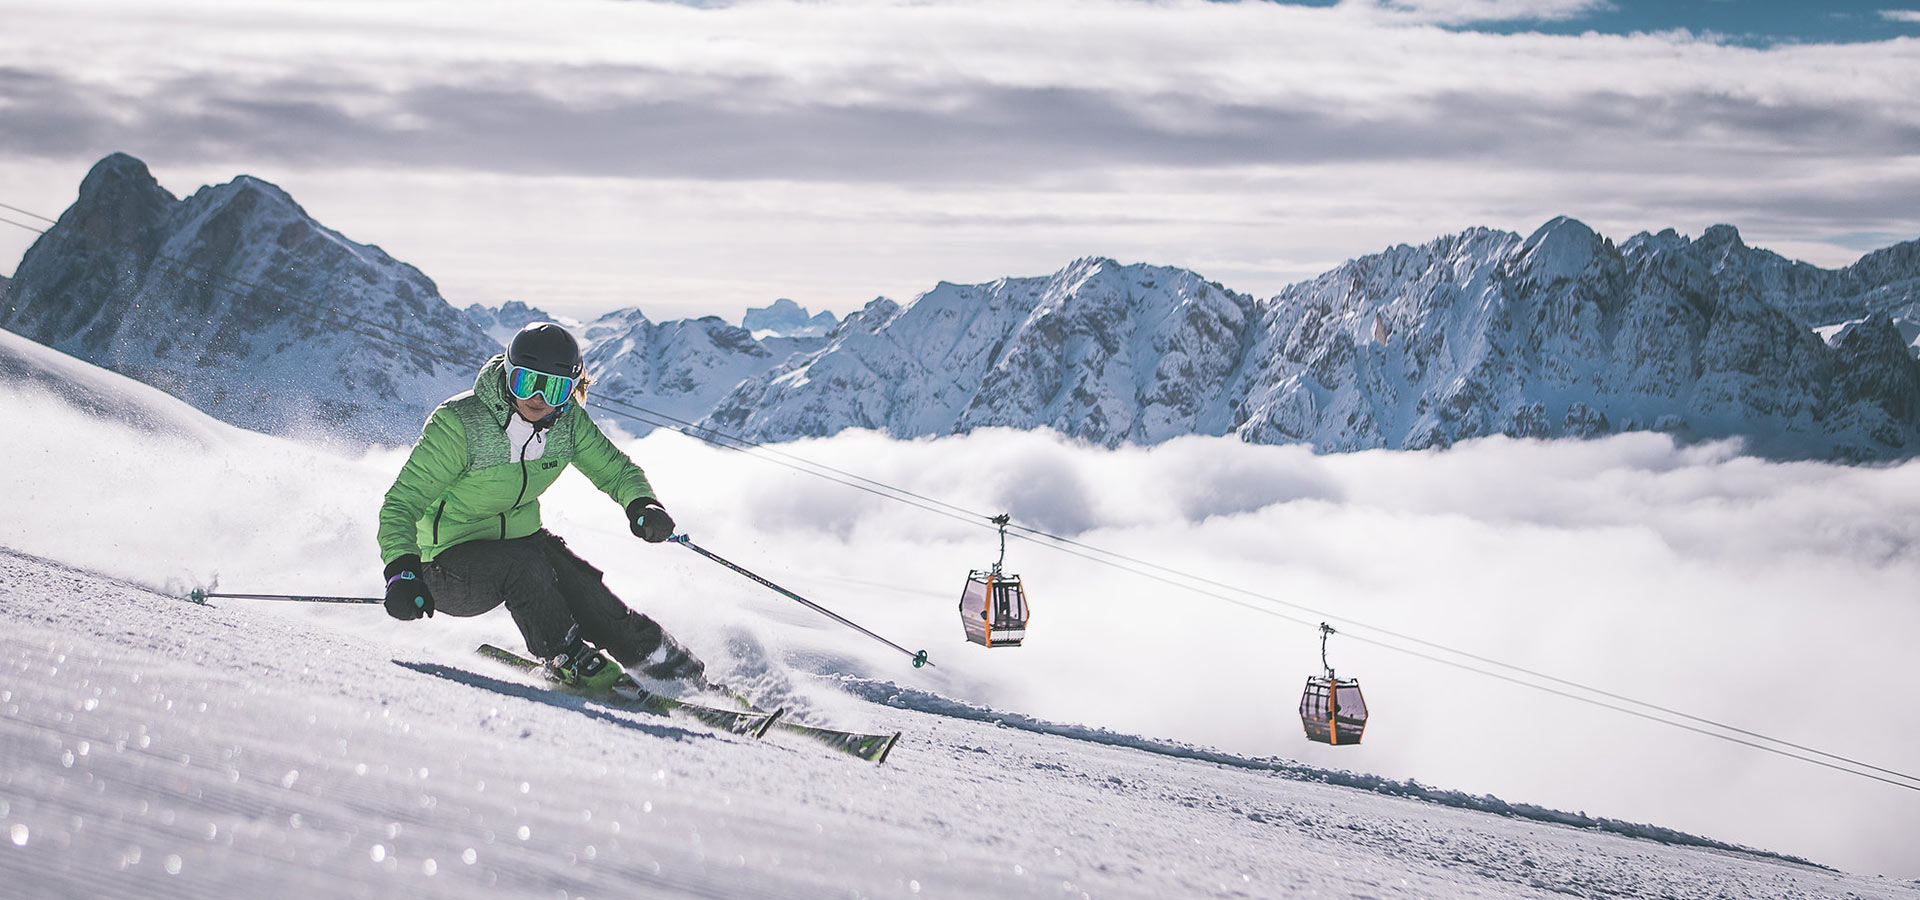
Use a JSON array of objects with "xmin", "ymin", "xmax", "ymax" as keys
[{"xmin": 383, "ymin": 554, "xmax": 435, "ymax": 620}]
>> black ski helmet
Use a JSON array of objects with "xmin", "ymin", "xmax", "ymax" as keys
[{"xmin": 507, "ymin": 322, "xmax": 583, "ymax": 378}]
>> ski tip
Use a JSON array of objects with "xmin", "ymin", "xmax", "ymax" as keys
[
  {"xmin": 874, "ymin": 731, "xmax": 903, "ymax": 765},
  {"xmin": 753, "ymin": 707, "xmax": 787, "ymax": 740}
]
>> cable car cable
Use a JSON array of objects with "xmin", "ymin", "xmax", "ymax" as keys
[
  {"xmin": 981, "ymin": 521, "xmax": 1920, "ymax": 789},
  {"xmin": 990, "ymin": 518, "xmax": 1920, "ymax": 779},
  {"xmin": 7, "ymin": 195, "xmax": 1916, "ymax": 791},
  {"xmin": 0, "ymin": 201, "xmax": 56, "ymax": 222},
  {"xmin": 586, "ymin": 394, "xmax": 994, "ymax": 529},
  {"xmin": 586, "ymin": 391, "xmax": 996, "ymax": 523},
  {"xmin": 1330, "ymin": 628, "xmax": 1920, "ymax": 791},
  {"xmin": 992, "ymin": 519, "xmax": 1920, "ymax": 785}
]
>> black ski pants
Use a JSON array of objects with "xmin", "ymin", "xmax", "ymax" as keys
[{"xmin": 420, "ymin": 530, "xmax": 706, "ymax": 683}]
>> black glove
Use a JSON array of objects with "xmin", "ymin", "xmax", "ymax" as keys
[
  {"xmin": 627, "ymin": 497, "xmax": 675, "ymax": 543},
  {"xmin": 383, "ymin": 554, "xmax": 435, "ymax": 620}
]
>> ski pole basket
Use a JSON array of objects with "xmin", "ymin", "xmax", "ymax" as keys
[
  {"xmin": 1299, "ymin": 623, "xmax": 1367, "ymax": 745},
  {"xmin": 960, "ymin": 514, "xmax": 1030, "ymax": 647}
]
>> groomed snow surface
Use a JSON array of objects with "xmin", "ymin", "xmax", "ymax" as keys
[
  {"xmin": 4, "ymin": 327, "xmax": 1920, "ymax": 898},
  {"xmin": 2, "ymin": 550, "xmax": 1907, "ymax": 900}
]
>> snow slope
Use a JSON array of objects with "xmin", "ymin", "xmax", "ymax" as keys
[
  {"xmin": 7, "ymin": 549, "xmax": 1908, "ymax": 900},
  {"xmin": 4, "ymin": 328, "xmax": 1920, "ymax": 894}
]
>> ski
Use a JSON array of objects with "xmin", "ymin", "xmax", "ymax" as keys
[
  {"xmin": 704, "ymin": 684, "xmax": 901, "ymax": 764},
  {"xmin": 772, "ymin": 719, "xmax": 900, "ymax": 764},
  {"xmin": 476, "ymin": 644, "xmax": 899, "ymax": 763},
  {"xmin": 476, "ymin": 643, "xmax": 783, "ymax": 739}
]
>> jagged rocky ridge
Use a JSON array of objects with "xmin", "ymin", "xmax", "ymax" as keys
[
  {"xmin": 575, "ymin": 308, "xmax": 828, "ymax": 435},
  {"xmin": 704, "ymin": 260, "xmax": 1261, "ymax": 447},
  {"xmin": 460, "ymin": 300, "xmax": 830, "ymax": 431},
  {"xmin": 6, "ymin": 153, "xmax": 1919, "ymax": 460},
  {"xmin": 0, "ymin": 154, "xmax": 822, "ymax": 444},
  {"xmin": 706, "ymin": 221, "xmax": 1920, "ymax": 460},
  {"xmin": 0, "ymin": 153, "xmax": 498, "ymax": 445}
]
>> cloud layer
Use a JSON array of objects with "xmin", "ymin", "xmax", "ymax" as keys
[
  {"xmin": 3, "ymin": 0, "xmax": 1917, "ymax": 318},
  {"xmin": 9, "ymin": 1, "xmax": 1917, "ymax": 177}
]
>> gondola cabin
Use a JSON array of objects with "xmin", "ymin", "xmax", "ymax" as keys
[
  {"xmin": 1299, "ymin": 675, "xmax": 1367, "ymax": 745},
  {"xmin": 1299, "ymin": 622, "xmax": 1367, "ymax": 745},
  {"xmin": 960, "ymin": 569, "xmax": 1029, "ymax": 647},
  {"xmin": 960, "ymin": 513, "xmax": 1030, "ymax": 647}
]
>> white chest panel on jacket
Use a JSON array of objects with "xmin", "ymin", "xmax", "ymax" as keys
[{"xmin": 504, "ymin": 414, "xmax": 549, "ymax": 463}]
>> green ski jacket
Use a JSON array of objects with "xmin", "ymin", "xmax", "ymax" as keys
[{"xmin": 377, "ymin": 355, "xmax": 655, "ymax": 564}]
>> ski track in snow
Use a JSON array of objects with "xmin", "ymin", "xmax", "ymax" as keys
[{"xmin": 3, "ymin": 547, "xmax": 1913, "ymax": 900}]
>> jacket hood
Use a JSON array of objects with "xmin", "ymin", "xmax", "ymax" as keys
[{"xmin": 474, "ymin": 354, "xmax": 514, "ymax": 424}]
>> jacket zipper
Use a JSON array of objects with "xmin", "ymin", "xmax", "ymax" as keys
[{"xmin": 504, "ymin": 429, "xmax": 538, "ymax": 539}]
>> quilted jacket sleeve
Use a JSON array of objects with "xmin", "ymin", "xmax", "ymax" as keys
[
  {"xmin": 569, "ymin": 408, "xmax": 655, "ymax": 510},
  {"xmin": 377, "ymin": 407, "xmax": 469, "ymax": 564}
]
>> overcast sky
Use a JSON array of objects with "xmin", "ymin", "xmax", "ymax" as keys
[{"xmin": 3, "ymin": 0, "xmax": 1919, "ymax": 322}]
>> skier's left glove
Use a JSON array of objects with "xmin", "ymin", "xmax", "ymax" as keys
[
  {"xmin": 626, "ymin": 497, "xmax": 675, "ymax": 543},
  {"xmin": 383, "ymin": 554, "xmax": 435, "ymax": 619}
]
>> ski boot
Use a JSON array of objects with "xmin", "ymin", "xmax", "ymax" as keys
[{"xmin": 543, "ymin": 631, "xmax": 626, "ymax": 695}]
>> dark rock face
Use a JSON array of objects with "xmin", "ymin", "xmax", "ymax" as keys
[{"xmin": 1, "ymin": 153, "xmax": 499, "ymax": 444}]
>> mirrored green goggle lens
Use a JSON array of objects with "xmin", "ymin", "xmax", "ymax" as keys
[{"xmin": 507, "ymin": 365, "xmax": 576, "ymax": 406}]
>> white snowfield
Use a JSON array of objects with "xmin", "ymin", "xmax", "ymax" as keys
[{"xmin": 2, "ymin": 549, "xmax": 1909, "ymax": 900}]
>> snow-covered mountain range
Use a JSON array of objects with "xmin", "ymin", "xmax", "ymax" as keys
[
  {"xmin": 0, "ymin": 154, "xmax": 827, "ymax": 444},
  {"xmin": 6, "ymin": 153, "xmax": 1919, "ymax": 460},
  {"xmin": 710, "ymin": 224, "xmax": 1920, "ymax": 460}
]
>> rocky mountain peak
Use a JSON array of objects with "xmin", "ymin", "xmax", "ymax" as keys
[
  {"xmin": 1512, "ymin": 216, "xmax": 1610, "ymax": 285},
  {"xmin": 77, "ymin": 152, "xmax": 166, "ymax": 200},
  {"xmin": 2, "ymin": 153, "xmax": 498, "ymax": 444},
  {"xmin": 1697, "ymin": 223, "xmax": 1747, "ymax": 253},
  {"xmin": 63, "ymin": 152, "xmax": 174, "ymax": 252},
  {"xmin": 192, "ymin": 173, "xmax": 305, "ymax": 219},
  {"xmin": 742, "ymin": 297, "xmax": 837, "ymax": 336},
  {"xmin": 464, "ymin": 300, "xmax": 566, "ymax": 348},
  {"xmin": 1842, "ymin": 237, "xmax": 1920, "ymax": 289}
]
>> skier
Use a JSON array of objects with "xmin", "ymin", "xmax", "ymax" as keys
[{"xmin": 376, "ymin": 322, "xmax": 707, "ymax": 693}]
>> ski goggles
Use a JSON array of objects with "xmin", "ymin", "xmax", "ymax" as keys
[{"xmin": 506, "ymin": 364, "xmax": 579, "ymax": 407}]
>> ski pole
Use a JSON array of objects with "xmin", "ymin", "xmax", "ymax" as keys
[
  {"xmin": 668, "ymin": 534, "xmax": 932, "ymax": 668},
  {"xmin": 188, "ymin": 589, "xmax": 381, "ymax": 605}
]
